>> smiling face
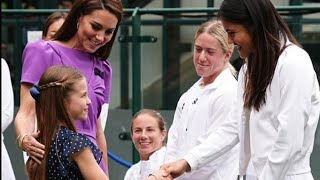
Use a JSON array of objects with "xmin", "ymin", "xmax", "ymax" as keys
[
  {"xmin": 131, "ymin": 114, "xmax": 166, "ymax": 160},
  {"xmin": 221, "ymin": 20, "xmax": 254, "ymax": 59},
  {"xmin": 64, "ymin": 78, "xmax": 91, "ymax": 121},
  {"xmin": 72, "ymin": 9, "xmax": 118, "ymax": 53},
  {"xmin": 193, "ymin": 32, "xmax": 231, "ymax": 83}
]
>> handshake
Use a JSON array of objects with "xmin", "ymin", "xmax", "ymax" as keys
[{"xmin": 144, "ymin": 159, "xmax": 191, "ymax": 180}]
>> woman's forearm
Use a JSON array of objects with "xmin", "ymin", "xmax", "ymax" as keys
[{"xmin": 96, "ymin": 117, "xmax": 109, "ymax": 175}]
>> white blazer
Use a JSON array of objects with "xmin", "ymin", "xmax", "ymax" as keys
[
  {"xmin": 165, "ymin": 69, "xmax": 239, "ymax": 180},
  {"xmin": 182, "ymin": 42, "xmax": 320, "ymax": 180},
  {"xmin": 1, "ymin": 58, "xmax": 16, "ymax": 180},
  {"xmin": 239, "ymin": 42, "xmax": 320, "ymax": 179}
]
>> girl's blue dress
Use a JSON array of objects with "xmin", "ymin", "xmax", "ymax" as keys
[{"xmin": 47, "ymin": 126, "xmax": 102, "ymax": 179}]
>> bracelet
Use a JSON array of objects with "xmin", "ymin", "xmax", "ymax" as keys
[
  {"xmin": 16, "ymin": 133, "xmax": 29, "ymax": 151},
  {"xmin": 148, "ymin": 174, "xmax": 159, "ymax": 180},
  {"xmin": 15, "ymin": 134, "xmax": 22, "ymax": 146}
]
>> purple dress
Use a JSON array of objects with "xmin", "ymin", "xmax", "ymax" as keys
[{"xmin": 21, "ymin": 40, "xmax": 111, "ymax": 172}]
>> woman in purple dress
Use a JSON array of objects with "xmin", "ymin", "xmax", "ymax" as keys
[{"xmin": 14, "ymin": 0, "xmax": 123, "ymax": 176}]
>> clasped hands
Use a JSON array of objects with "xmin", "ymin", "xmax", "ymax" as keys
[
  {"xmin": 19, "ymin": 133, "xmax": 190, "ymax": 180},
  {"xmin": 148, "ymin": 159, "xmax": 191, "ymax": 180}
]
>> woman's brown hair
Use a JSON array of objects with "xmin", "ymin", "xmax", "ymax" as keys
[{"xmin": 53, "ymin": 0, "xmax": 123, "ymax": 60}]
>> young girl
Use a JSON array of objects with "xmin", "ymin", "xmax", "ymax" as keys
[{"xmin": 27, "ymin": 65, "xmax": 109, "ymax": 180}]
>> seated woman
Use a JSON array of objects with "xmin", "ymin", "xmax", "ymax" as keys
[
  {"xmin": 42, "ymin": 12, "xmax": 67, "ymax": 40},
  {"xmin": 124, "ymin": 109, "xmax": 168, "ymax": 180}
]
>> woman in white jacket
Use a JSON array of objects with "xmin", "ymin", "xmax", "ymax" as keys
[
  {"xmin": 164, "ymin": 20, "xmax": 239, "ymax": 180},
  {"xmin": 124, "ymin": 109, "xmax": 171, "ymax": 180},
  {"xmin": 161, "ymin": 0, "xmax": 320, "ymax": 180},
  {"xmin": 1, "ymin": 58, "xmax": 16, "ymax": 180}
]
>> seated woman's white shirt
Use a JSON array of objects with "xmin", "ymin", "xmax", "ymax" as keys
[{"xmin": 124, "ymin": 147, "xmax": 166, "ymax": 180}]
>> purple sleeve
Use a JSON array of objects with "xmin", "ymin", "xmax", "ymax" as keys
[
  {"xmin": 21, "ymin": 40, "xmax": 61, "ymax": 84},
  {"xmin": 102, "ymin": 60, "xmax": 112, "ymax": 103}
]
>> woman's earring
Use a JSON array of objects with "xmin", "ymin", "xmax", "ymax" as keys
[{"xmin": 77, "ymin": 22, "xmax": 79, "ymax": 29}]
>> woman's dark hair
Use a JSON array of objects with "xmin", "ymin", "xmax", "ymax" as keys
[
  {"xmin": 218, "ymin": 0, "xmax": 299, "ymax": 111},
  {"xmin": 26, "ymin": 65, "xmax": 85, "ymax": 180},
  {"xmin": 53, "ymin": 0, "xmax": 123, "ymax": 60},
  {"xmin": 42, "ymin": 12, "xmax": 68, "ymax": 39}
]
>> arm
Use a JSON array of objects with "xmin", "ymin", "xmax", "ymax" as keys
[
  {"xmin": 72, "ymin": 147, "xmax": 109, "ymax": 180},
  {"xmin": 14, "ymin": 83, "xmax": 45, "ymax": 163},
  {"xmin": 96, "ymin": 116, "xmax": 108, "ymax": 175},
  {"xmin": 162, "ymin": 89, "xmax": 240, "ymax": 177},
  {"xmin": 1, "ymin": 59, "xmax": 14, "ymax": 132},
  {"xmin": 14, "ymin": 40, "xmax": 54, "ymax": 163},
  {"xmin": 160, "ymin": 159, "xmax": 190, "ymax": 178},
  {"xmin": 184, "ymin": 86, "xmax": 240, "ymax": 171},
  {"xmin": 97, "ymin": 61, "xmax": 112, "ymax": 174}
]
